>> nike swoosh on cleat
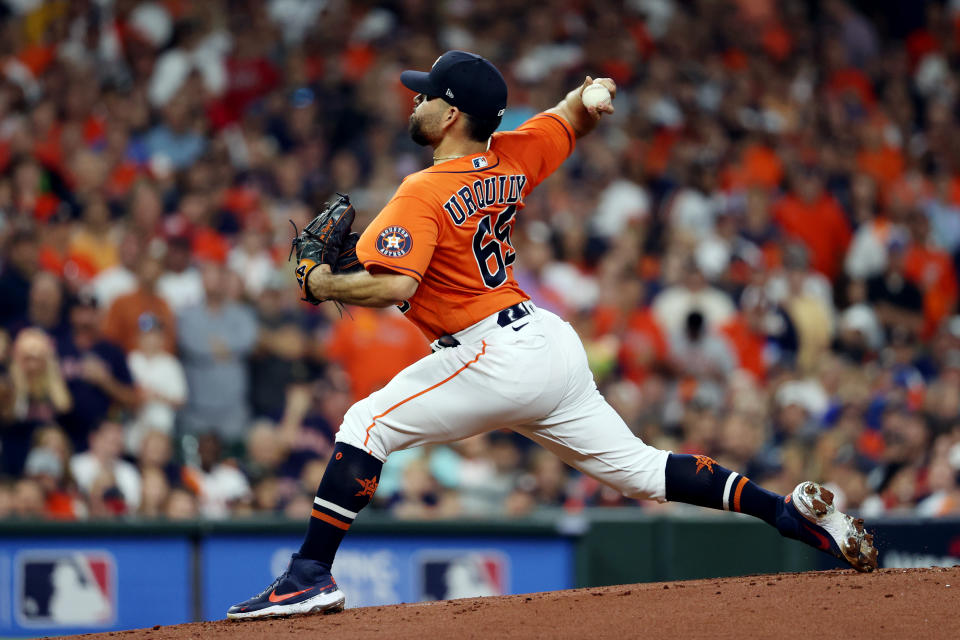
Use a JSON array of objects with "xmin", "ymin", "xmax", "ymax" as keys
[
  {"xmin": 512, "ymin": 323, "xmax": 528, "ymax": 331},
  {"xmin": 268, "ymin": 587, "xmax": 315, "ymax": 603},
  {"xmin": 803, "ymin": 523, "xmax": 831, "ymax": 551}
]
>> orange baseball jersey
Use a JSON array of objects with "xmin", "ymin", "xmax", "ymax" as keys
[{"xmin": 356, "ymin": 112, "xmax": 576, "ymax": 341}]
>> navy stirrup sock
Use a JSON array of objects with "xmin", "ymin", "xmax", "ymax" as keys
[
  {"xmin": 299, "ymin": 442, "xmax": 383, "ymax": 565},
  {"xmin": 663, "ymin": 453, "xmax": 779, "ymax": 526}
]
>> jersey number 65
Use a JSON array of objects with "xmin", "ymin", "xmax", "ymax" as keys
[{"xmin": 472, "ymin": 205, "xmax": 518, "ymax": 288}]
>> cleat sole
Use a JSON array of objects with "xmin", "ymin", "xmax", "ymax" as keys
[{"xmin": 792, "ymin": 482, "xmax": 879, "ymax": 573}]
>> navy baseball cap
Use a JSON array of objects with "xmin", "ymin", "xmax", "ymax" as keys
[{"xmin": 400, "ymin": 51, "xmax": 507, "ymax": 119}]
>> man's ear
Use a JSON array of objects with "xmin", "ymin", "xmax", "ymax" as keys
[{"xmin": 440, "ymin": 106, "xmax": 460, "ymax": 133}]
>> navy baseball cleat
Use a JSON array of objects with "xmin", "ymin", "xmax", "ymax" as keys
[
  {"xmin": 776, "ymin": 481, "xmax": 878, "ymax": 572},
  {"xmin": 227, "ymin": 553, "xmax": 345, "ymax": 620}
]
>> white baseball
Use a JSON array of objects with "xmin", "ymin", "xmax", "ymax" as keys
[{"xmin": 581, "ymin": 83, "xmax": 612, "ymax": 109}]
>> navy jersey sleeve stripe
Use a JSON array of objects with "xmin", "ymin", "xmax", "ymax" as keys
[{"xmin": 361, "ymin": 260, "xmax": 425, "ymax": 281}]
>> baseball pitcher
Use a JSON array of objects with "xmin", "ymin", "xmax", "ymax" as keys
[{"xmin": 228, "ymin": 51, "xmax": 877, "ymax": 620}]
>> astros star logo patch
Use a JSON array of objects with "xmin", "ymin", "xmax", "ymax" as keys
[
  {"xmin": 376, "ymin": 226, "xmax": 413, "ymax": 258},
  {"xmin": 693, "ymin": 455, "xmax": 717, "ymax": 474},
  {"xmin": 355, "ymin": 475, "xmax": 379, "ymax": 498}
]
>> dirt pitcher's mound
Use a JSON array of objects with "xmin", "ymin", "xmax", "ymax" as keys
[{"xmin": 74, "ymin": 567, "xmax": 959, "ymax": 640}]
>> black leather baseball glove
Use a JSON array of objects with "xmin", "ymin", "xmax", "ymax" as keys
[{"xmin": 289, "ymin": 193, "xmax": 365, "ymax": 305}]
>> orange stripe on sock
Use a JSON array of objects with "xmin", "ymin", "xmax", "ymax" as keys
[
  {"xmin": 311, "ymin": 509, "xmax": 351, "ymax": 530},
  {"xmin": 363, "ymin": 341, "xmax": 488, "ymax": 447},
  {"xmin": 732, "ymin": 476, "xmax": 749, "ymax": 513}
]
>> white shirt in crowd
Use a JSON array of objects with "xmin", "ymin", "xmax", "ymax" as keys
[
  {"xmin": 196, "ymin": 464, "xmax": 252, "ymax": 519},
  {"xmin": 126, "ymin": 349, "xmax": 187, "ymax": 453},
  {"xmin": 70, "ymin": 453, "xmax": 142, "ymax": 512},
  {"xmin": 845, "ymin": 220, "xmax": 900, "ymax": 280},
  {"xmin": 157, "ymin": 268, "xmax": 205, "ymax": 311},
  {"xmin": 666, "ymin": 188, "xmax": 726, "ymax": 241},
  {"xmin": 652, "ymin": 284, "xmax": 735, "ymax": 331},
  {"xmin": 228, "ymin": 246, "xmax": 276, "ymax": 298},
  {"xmin": 591, "ymin": 178, "xmax": 650, "ymax": 239},
  {"xmin": 90, "ymin": 265, "xmax": 137, "ymax": 309}
]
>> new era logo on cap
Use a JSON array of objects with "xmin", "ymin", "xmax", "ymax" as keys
[{"xmin": 446, "ymin": 88, "xmax": 455, "ymax": 99}]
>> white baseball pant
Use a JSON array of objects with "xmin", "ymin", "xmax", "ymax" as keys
[{"xmin": 335, "ymin": 302, "xmax": 669, "ymax": 501}]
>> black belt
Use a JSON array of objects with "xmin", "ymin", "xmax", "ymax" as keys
[
  {"xmin": 435, "ymin": 301, "xmax": 533, "ymax": 349},
  {"xmin": 496, "ymin": 301, "xmax": 532, "ymax": 327}
]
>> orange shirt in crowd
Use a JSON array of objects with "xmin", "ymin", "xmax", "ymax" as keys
[
  {"xmin": 45, "ymin": 491, "xmax": 78, "ymax": 520},
  {"xmin": 325, "ymin": 307, "xmax": 430, "ymax": 401},
  {"xmin": 904, "ymin": 245, "xmax": 959, "ymax": 338},
  {"xmin": 592, "ymin": 304, "xmax": 669, "ymax": 384},
  {"xmin": 38, "ymin": 246, "xmax": 98, "ymax": 281},
  {"xmin": 719, "ymin": 315, "xmax": 766, "ymax": 381},
  {"xmin": 33, "ymin": 123, "xmax": 64, "ymax": 172},
  {"xmin": 857, "ymin": 145, "xmax": 905, "ymax": 192},
  {"xmin": 106, "ymin": 162, "xmax": 142, "ymax": 199},
  {"xmin": 772, "ymin": 193, "xmax": 852, "ymax": 280},
  {"xmin": 69, "ymin": 231, "xmax": 120, "ymax": 274},
  {"xmin": 25, "ymin": 192, "xmax": 62, "ymax": 223},
  {"xmin": 742, "ymin": 144, "xmax": 783, "ymax": 189},
  {"xmin": 825, "ymin": 68, "xmax": 876, "ymax": 107},
  {"xmin": 618, "ymin": 309, "xmax": 669, "ymax": 385},
  {"xmin": 644, "ymin": 129, "xmax": 679, "ymax": 177},
  {"xmin": 102, "ymin": 289, "xmax": 177, "ymax": 353},
  {"xmin": 761, "ymin": 22, "xmax": 793, "ymax": 61},
  {"xmin": 723, "ymin": 144, "xmax": 783, "ymax": 191},
  {"xmin": 948, "ymin": 176, "xmax": 960, "ymax": 206}
]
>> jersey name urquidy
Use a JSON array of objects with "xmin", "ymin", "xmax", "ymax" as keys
[{"xmin": 442, "ymin": 174, "xmax": 528, "ymax": 225}]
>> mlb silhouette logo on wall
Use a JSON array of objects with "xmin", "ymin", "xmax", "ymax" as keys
[
  {"xmin": 418, "ymin": 550, "xmax": 507, "ymax": 601},
  {"xmin": 16, "ymin": 550, "xmax": 116, "ymax": 627}
]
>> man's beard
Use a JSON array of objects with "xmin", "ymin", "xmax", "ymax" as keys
[{"xmin": 408, "ymin": 114, "xmax": 432, "ymax": 147}]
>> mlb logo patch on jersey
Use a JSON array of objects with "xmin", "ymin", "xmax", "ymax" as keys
[
  {"xmin": 16, "ymin": 550, "xmax": 116, "ymax": 627},
  {"xmin": 472, "ymin": 156, "xmax": 488, "ymax": 169},
  {"xmin": 418, "ymin": 551, "xmax": 507, "ymax": 601},
  {"xmin": 376, "ymin": 225, "xmax": 413, "ymax": 258}
]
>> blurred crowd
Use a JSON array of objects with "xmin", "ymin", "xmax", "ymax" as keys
[{"xmin": 1, "ymin": 0, "xmax": 960, "ymax": 522}]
